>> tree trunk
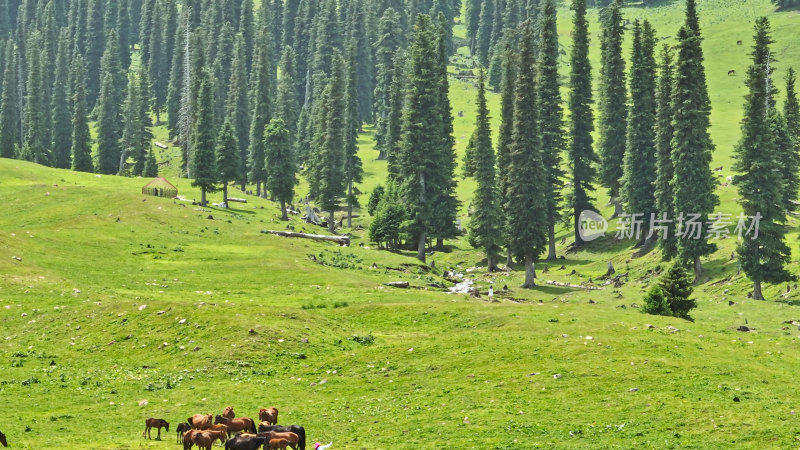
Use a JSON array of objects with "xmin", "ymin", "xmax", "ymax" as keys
[
  {"xmin": 262, "ymin": 182, "xmax": 268, "ymax": 198},
  {"xmin": 436, "ymin": 237, "xmax": 444, "ymax": 250},
  {"xmin": 611, "ymin": 198, "xmax": 623, "ymax": 219},
  {"xmin": 377, "ymin": 150, "xmax": 387, "ymax": 160},
  {"xmin": 487, "ymin": 255, "xmax": 498, "ymax": 273},
  {"xmin": 753, "ymin": 280, "xmax": 764, "ymax": 300},
  {"xmin": 240, "ymin": 180, "xmax": 246, "ymax": 191},
  {"xmin": 328, "ymin": 209, "xmax": 335, "ymax": 233},
  {"xmin": 546, "ymin": 222, "xmax": 557, "ymax": 260},
  {"xmin": 256, "ymin": 182, "xmax": 261, "ymax": 197},
  {"xmin": 693, "ymin": 256, "xmax": 703, "ymax": 284},
  {"xmin": 347, "ymin": 181, "xmax": 353, "ymax": 228},
  {"xmin": 155, "ymin": 110, "xmax": 161, "ymax": 126},
  {"xmin": 222, "ymin": 182, "xmax": 228, "ymax": 207},
  {"xmin": 280, "ymin": 199, "xmax": 288, "ymax": 220},
  {"xmin": 416, "ymin": 231, "xmax": 426, "ymax": 262},
  {"xmin": 522, "ymin": 253, "xmax": 536, "ymax": 288},
  {"xmin": 574, "ymin": 211, "xmax": 582, "ymax": 248},
  {"xmin": 506, "ymin": 248, "xmax": 513, "ymax": 269},
  {"xmin": 201, "ymin": 188, "xmax": 206, "ymax": 207}
]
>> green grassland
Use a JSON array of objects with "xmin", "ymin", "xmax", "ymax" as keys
[{"xmin": 2, "ymin": 0, "xmax": 800, "ymax": 448}]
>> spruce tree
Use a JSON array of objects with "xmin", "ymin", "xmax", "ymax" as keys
[
  {"xmin": 121, "ymin": 72, "xmax": 144, "ymax": 175},
  {"xmin": 621, "ymin": 20, "xmax": 658, "ymax": 245},
  {"xmin": 598, "ymin": 0, "xmax": 627, "ymax": 215},
  {"xmin": 148, "ymin": 0, "xmax": 168, "ymax": 124},
  {"xmin": 373, "ymin": 7, "xmax": 403, "ymax": 158},
  {"xmin": 475, "ymin": 0, "xmax": 493, "ymax": 65},
  {"xmin": 467, "ymin": 69, "xmax": 503, "ymax": 272},
  {"xmin": 239, "ymin": 0, "xmax": 254, "ymax": 72},
  {"xmin": 166, "ymin": 8, "xmax": 187, "ymax": 138},
  {"xmin": 70, "ymin": 53, "xmax": 92, "ymax": 172},
  {"xmin": 276, "ymin": 46, "xmax": 299, "ymax": 139},
  {"xmin": 21, "ymin": 32, "xmax": 48, "ymax": 164},
  {"xmin": 348, "ymin": 0, "xmax": 373, "ymax": 125},
  {"xmin": 315, "ymin": 52, "xmax": 347, "ymax": 233},
  {"xmin": 672, "ymin": 3, "xmax": 718, "ymax": 281},
  {"xmin": 782, "ymin": 67, "xmax": 800, "ymax": 210},
  {"xmin": 733, "ymin": 17, "xmax": 793, "ymax": 300},
  {"xmin": 0, "ymin": 41, "xmax": 19, "ymax": 159},
  {"xmin": 247, "ymin": 20, "xmax": 272, "ymax": 198},
  {"xmin": 227, "ymin": 34, "xmax": 250, "ymax": 191},
  {"xmin": 506, "ymin": 20, "xmax": 547, "ymax": 288},
  {"xmin": 192, "ymin": 69, "xmax": 217, "ymax": 206},
  {"xmin": 344, "ymin": 42, "xmax": 363, "ymax": 228},
  {"xmin": 786, "ymin": 68, "xmax": 800, "ymax": 142},
  {"xmin": 384, "ymin": 51, "xmax": 406, "ymax": 178},
  {"xmin": 117, "ymin": 0, "xmax": 131, "ymax": 68},
  {"xmin": 51, "ymin": 33, "xmax": 72, "ymax": 169},
  {"xmin": 95, "ymin": 29, "xmax": 125, "ymax": 174},
  {"xmin": 282, "ymin": 0, "xmax": 301, "ymax": 48},
  {"xmin": 654, "ymin": 44, "xmax": 677, "ymax": 259},
  {"xmin": 265, "ymin": 118, "xmax": 297, "ymax": 220},
  {"xmin": 567, "ymin": 0, "xmax": 597, "ymax": 246},
  {"xmin": 537, "ymin": 0, "xmax": 565, "ymax": 260},
  {"xmin": 85, "ymin": 0, "xmax": 105, "ymax": 106},
  {"xmin": 143, "ymin": 146, "xmax": 158, "ymax": 177},
  {"xmin": 216, "ymin": 119, "xmax": 240, "ymax": 206},
  {"xmin": 497, "ymin": 46, "xmax": 517, "ymax": 266}
]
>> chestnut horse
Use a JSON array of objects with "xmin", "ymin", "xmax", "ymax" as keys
[
  {"xmin": 223, "ymin": 406, "xmax": 236, "ymax": 419},
  {"xmin": 0, "ymin": 431, "xmax": 6, "ymax": 447},
  {"xmin": 258, "ymin": 407, "xmax": 279, "ymax": 425},
  {"xmin": 188, "ymin": 413, "xmax": 213, "ymax": 429},
  {"xmin": 142, "ymin": 418, "xmax": 169, "ymax": 440},
  {"xmin": 258, "ymin": 425, "xmax": 307, "ymax": 450},
  {"xmin": 214, "ymin": 415, "xmax": 256, "ymax": 437},
  {"xmin": 259, "ymin": 431, "xmax": 298, "ymax": 450},
  {"xmin": 176, "ymin": 422, "xmax": 191, "ymax": 443},
  {"xmin": 269, "ymin": 438, "xmax": 291, "ymax": 450},
  {"xmin": 224, "ymin": 433, "xmax": 266, "ymax": 450},
  {"xmin": 183, "ymin": 430, "xmax": 226, "ymax": 450}
]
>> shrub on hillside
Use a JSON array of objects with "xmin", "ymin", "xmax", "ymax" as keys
[{"xmin": 642, "ymin": 263, "xmax": 697, "ymax": 320}]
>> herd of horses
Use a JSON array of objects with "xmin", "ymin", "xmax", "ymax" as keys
[{"xmin": 143, "ymin": 406, "xmax": 308, "ymax": 450}]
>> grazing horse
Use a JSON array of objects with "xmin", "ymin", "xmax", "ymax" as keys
[
  {"xmin": 0, "ymin": 431, "xmax": 6, "ymax": 447},
  {"xmin": 143, "ymin": 418, "xmax": 169, "ymax": 440},
  {"xmin": 737, "ymin": 40, "xmax": 743, "ymax": 45},
  {"xmin": 184, "ymin": 430, "xmax": 226, "ymax": 450},
  {"xmin": 214, "ymin": 415, "xmax": 256, "ymax": 437},
  {"xmin": 188, "ymin": 413, "xmax": 213, "ymax": 429},
  {"xmin": 224, "ymin": 434, "xmax": 266, "ymax": 450},
  {"xmin": 258, "ymin": 407, "xmax": 279, "ymax": 425},
  {"xmin": 176, "ymin": 422, "xmax": 191, "ymax": 443},
  {"xmin": 260, "ymin": 431, "xmax": 299, "ymax": 450},
  {"xmin": 728, "ymin": 69, "xmax": 736, "ymax": 76},
  {"xmin": 258, "ymin": 425, "xmax": 307, "ymax": 450},
  {"xmin": 269, "ymin": 438, "xmax": 291, "ymax": 450},
  {"xmin": 223, "ymin": 406, "xmax": 236, "ymax": 419}
]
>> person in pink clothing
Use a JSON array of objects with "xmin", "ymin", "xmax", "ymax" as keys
[{"xmin": 313, "ymin": 442, "xmax": 332, "ymax": 450}]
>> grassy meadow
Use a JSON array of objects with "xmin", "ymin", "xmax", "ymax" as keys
[{"xmin": 2, "ymin": 0, "xmax": 800, "ymax": 448}]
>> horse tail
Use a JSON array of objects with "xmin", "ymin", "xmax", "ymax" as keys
[
  {"xmin": 249, "ymin": 418, "xmax": 257, "ymax": 434},
  {"xmin": 299, "ymin": 428, "xmax": 306, "ymax": 450}
]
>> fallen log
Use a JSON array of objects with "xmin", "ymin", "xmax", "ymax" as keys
[
  {"xmin": 545, "ymin": 280, "xmax": 603, "ymax": 291},
  {"xmin": 226, "ymin": 197, "xmax": 247, "ymax": 203},
  {"xmin": 384, "ymin": 281, "xmax": 410, "ymax": 288},
  {"xmin": 261, "ymin": 230, "xmax": 350, "ymax": 246}
]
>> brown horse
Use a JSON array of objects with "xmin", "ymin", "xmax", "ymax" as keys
[
  {"xmin": 142, "ymin": 418, "xmax": 169, "ymax": 440},
  {"xmin": 269, "ymin": 438, "xmax": 291, "ymax": 450},
  {"xmin": 260, "ymin": 431, "xmax": 299, "ymax": 450},
  {"xmin": 223, "ymin": 406, "xmax": 236, "ymax": 419},
  {"xmin": 188, "ymin": 413, "xmax": 213, "ymax": 429},
  {"xmin": 214, "ymin": 415, "xmax": 256, "ymax": 437},
  {"xmin": 0, "ymin": 431, "xmax": 6, "ymax": 447},
  {"xmin": 184, "ymin": 429, "xmax": 226, "ymax": 450},
  {"xmin": 258, "ymin": 407, "xmax": 279, "ymax": 425},
  {"xmin": 176, "ymin": 423, "xmax": 191, "ymax": 443}
]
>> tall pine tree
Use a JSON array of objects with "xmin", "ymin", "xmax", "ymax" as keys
[
  {"xmin": 191, "ymin": 69, "xmax": 217, "ymax": 206},
  {"xmin": 94, "ymin": 29, "xmax": 124, "ymax": 174},
  {"xmin": 70, "ymin": 53, "xmax": 93, "ymax": 172},
  {"xmin": 51, "ymin": 32, "xmax": 72, "ymax": 169},
  {"xmin": 654, "ymin": 44, "xmax": 677, "ymax": 259},
  {"xmin": 0, "ymin": 41, "xmax": 19, "ymax": 159},
  {"xmin": 265, "ymin": 118, "xmax": 297, "ymax": 220},
  {"xmin": 216, "ymin": 119, "xmax": 240, "ymax": 206}
]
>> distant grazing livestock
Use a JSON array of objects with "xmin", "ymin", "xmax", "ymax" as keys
[
  {"xmin": 224, "ymin": 434, "xmax": 267, "ymax": 450},
  {"xmin": 188, "ymin": 413, "xmax": 213, "ymax": 429},
  {"xmin": 260, "ymin": 431, "xmax": 299, "ymax": 450},
  {"xmin": 737, "ymin": 40, "xmax": 743, "ymax": 45},
  {"xmin": 214, "ymin": 415, "xmax": 256, "ymax": 437},
  {"xmin": 258, "ymin": 407, "xmax": 279, "ymax": 425},
  {"xmin": 270, "ymin": 438, "xmax": 291, "ymax": 450},
  {"xmin": 143, "ymin": 418, "xmax": 169, "ymax": 440},
  {"xmin": 258, "ymin": 425, "xmax": 307, "ymax": 450},
  {"xmin": 223, "ymin": 406, "xmax": 236, "ymax": 419},
  {"xmin": 728, "ymin": 69, "xmax": 736, "ymax": 76},
  {"xmin": 0, "ymin": 431, "xmax": 6, "ymax": 447},
  {"xmin": 176, "ymin": 423, "xmax": 191, "ymax": 443}
]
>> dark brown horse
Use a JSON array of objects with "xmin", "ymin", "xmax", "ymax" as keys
[
  {"xmin": 0, "ymin": 431, "xmax": 6, "ymax": 447},
  {"xmin": 214, "ymin": 415, "xmax": 256, "ymax": 437},
  {"xmin": 176, "ymin": 422, "xmax": 191, "ymax": 443},
  {"xmin": 224, "ymin": 434, "xmax": 266, "ymax": 450},
  {"xmin": 188, "ymin": 413, "xmax": 213, "ymax": 429},
  {"xmin": 258, "ymin": 407, "xmax": 279, "ymax": 425},
  {"xmin": 223, "ymin": 406, "xmax": 236, "ymax": 419},
  {"xmin": 260, "ymin": 431, "xmax": 299, "ymax": 450},
  {"xmin": 269, "ymin": 438, "xmax": 291, "ymax": 450},
  {"xmin": 142, "ymin": 418, "xmax": 169, "ymax": 440}
]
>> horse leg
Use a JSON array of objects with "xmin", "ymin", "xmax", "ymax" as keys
[{"xmin": 156, "ymin": 427, "xmax": 161, "ymax": 440}]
